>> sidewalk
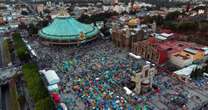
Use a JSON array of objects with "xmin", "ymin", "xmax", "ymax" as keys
[{"xmin": 0, "ymin": 36, "xmax": 3, "ymax": 68}]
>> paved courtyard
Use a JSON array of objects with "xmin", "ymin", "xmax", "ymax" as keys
[{"xmin": 27, "ymin": 38, "xmax": 208, "ymax": 110}]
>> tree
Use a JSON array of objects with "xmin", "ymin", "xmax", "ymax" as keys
[
  {"xmin": 67, "ymin": 7, "xmax": 73, "ymax": 14},
  {"xmin": 22, "ymin": 64, "xmax": 55, "ymax": 110},
  {"xmin": 177, "ymin": 21, "xmax": 198, "ymax": 32},
  {"xmin": 78, "ymin": 14, "xmax": 91, "ymax": 24},
  {"xmin": 36, "ymin": 20, "xmax": 49, "ymax": 29},
  {"xmin": 190, "ymin": 68, "xmax": 203, "ymax": 80},
  {"xmin": 142, "ymin": 16, "xmax": 153, "ymax": 24},
  {"xmin": 13, "ymin": 33, "xmax": 30, "ymax": 62},
  {"xmin": 18, "ymin": 96, "xmax": 26, "ymax": 107},
  {"xmin": 35, "ymin": 97, "xmax": 54, "ymax": 110},
  {"xmin": 199, "ymin": 22, "xmax": 208, "ymax": 32},
  {"xmin": 22, "ymin": 64, "xmax": 50, "ymax": 103},
  {"xmin": 152, "ymin": 15, "xmax": 164, "ymax": 26},
  {"xmin": 18, "ymin": 22, "xmax": 27, "ymax": 30},
  {"xmin": 13, "ymin": 32, "xmax": 21, "ymax": 38},
  {"xmin": 127, "ymin": 81, "xmax": 136, "ymax": 90},
  {"xmin": 204, "ymin": 63, "xmax": 208, "ymax": 73},
  {"xmin": 28, "ymin": 23, "xmax": 38, "ymax": 35},
  {"xmin": 192, "ymin": 6, "xmax": 206, "ymax": 11},
  {"xmin": 21, "ymin": 11, "xmax": 28, "ymax": 15},
  {"xmin": 163, "ymin": 21, "xmax": 178, "ymax": 31},
  {"xmin": 205, "ymin": 59, "xmax": 208, "ymax": 65},
  {"xmin": 43, "ymin": 9, "xmax": 51, "ymax": 14},
  {"xmin": 166, "ymin": 11, "xmax": 181, "ymax": 21},
  {"xmin": 190, "ymin": 68, "xmax": 197, "ymax": 80}
]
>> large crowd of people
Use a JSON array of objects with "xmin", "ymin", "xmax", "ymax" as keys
[
  {"xmin": 27, "ymin": 37, "xmax": 208, "ymax": 110},
  {"xmin": 29, "ymin": 38, "xmax": 156, "ymax": 109}
]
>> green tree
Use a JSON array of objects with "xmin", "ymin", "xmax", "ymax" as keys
[
  {"xmin": 22, "ymin": 64, "xmax": 49, "ymax": 103},
  {"xmin": 78, "ymin": 14, "xmax": 91, "ymax": 24},
  {"xmin": 28, "ymin": 23, "xmax": 38, "ymax": 35},
  {"xmin": 152, "ymin": 15, "xmax": 164, "ymax": 26},
  {"xmin": 177, "ymin": 21, "xmax": 198, "ymax": 32},
  {"xmin": 205, "ymin": 59, "xmax": 208, "ymax": 65},
  {"xmin": 199, "ymin": 22, "xmax": 208, "ymax": 32},
  {"xmin": 35, "ymin": 97, "xmax": 54, "ymax": 110},
  {"xmin": 165, "ymin": 11, "xmax": 181, "ymax": 21},
  {"xmin": 142, "ymin": 16, "xmax": 153, "ymax": 24},
  {"xmin": 13, "ymin": 32, "xmax": 21, "ymax": 38},
  {"xmin": 43, "ymin": 9, "xmax": 51, "ymax": 14},
  {"xmin": 190, "ymin": 68, "xmax": 197, "ymax": 80},
  {"xmin": 21, "ymin": 11, "xmax": 28, "ymax": 15},
  {"xmin": 204, "ymin": 64, "xmax": 208, "ymax": 73},
  {"xmin": 18, "ymin": 22, "xmax": 27, "ymax": 30},
  {"xmin": 163, "ymin": 21, "xmax": 178, "ymax": 31},
  {"xmin": 13, "ymin": 32, "xmax": 30, "ymax": 62},
  {"xmin": 190, "ymin": 68, "xmax": 204, "ymax": 80}
]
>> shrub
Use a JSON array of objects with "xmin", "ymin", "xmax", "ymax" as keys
[
  {"xmin": 22, "ymin": 64, "xmax": 49, "ymax": 103},
  {"xmin": 35, "ymin": 97, "xmax": 54, "ymax": 110},
  {"xmin": 13, "ymin": 32, "xmax": 30, "ymax": 62}
]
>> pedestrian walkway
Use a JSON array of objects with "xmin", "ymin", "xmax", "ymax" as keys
[
  {"xmin": 0, "ymin": 67, "xmax": 19, "ymax": 85},
  {"xmin": 0, "ymin": 36, "xmax": 3, "ymax": 68}
]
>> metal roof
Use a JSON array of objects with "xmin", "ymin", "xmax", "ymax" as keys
[{"xmin": 38, "ymin": 16, "xmax": 99, "ymax": 41}]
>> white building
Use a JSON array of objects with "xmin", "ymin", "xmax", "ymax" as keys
[
  {"xmin": 39, "ymin": 70, "xmax": 60, "ymax": 85},
  {"xmin": 173, "ymin": 64, "xmax": 201, "ymax": 82},
  {"xmin": 170, "ymin": 53, "xmax": 193, "ymax": 68},
  {"xmin": 131, "ymin": 64, "xmax": 157, "ymax": 94}
]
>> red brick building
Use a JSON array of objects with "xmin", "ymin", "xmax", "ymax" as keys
[
  {"xmin": 132, "ymin": 36, "xmax": 203, "ymax": 65},
  {"xmin": 132, "ymin": 37, "xmax": 168, "ymax": 64}
]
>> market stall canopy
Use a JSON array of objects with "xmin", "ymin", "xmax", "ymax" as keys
[
  {"xmin": 38, "ymin": 16, "xmax": 99, "ymax": 41},
  {"xmin": 174, "ymin": 64, "xmax": 199, "ymax": 77},
  {"xmin": 51, "ymin": 92, "xmax": 60, "ymax": 104},
  {"xmin": 57, "ymin": 103, "xmax": 68, "ymax": 110},
  {"xmin": 40, "ymin": 70, "xmax": 60, "ymax": 85},
  {"xmin": 48, "ymin": 84, "xmax": 59, "ymax": 92},
  {"xmin": 123, "ymin": 87, "xmax": 133, "ymax": 95}
]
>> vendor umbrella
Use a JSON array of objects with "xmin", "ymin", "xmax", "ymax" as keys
[
  {"xmin": 51, "ymin": 92, "xmax": 60, "ymax": 104},
  {"xmin": 136, "ymin": 104, "xmax": 142, "ymax": 110},
  {"xmin": 57, "ymin": 103, "xmax": 68, "ymax": 110}
]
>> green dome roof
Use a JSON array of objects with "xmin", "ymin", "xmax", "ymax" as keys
[{"xmin": 38, "ymin": 16, "xmax": 99, "ymax": 41}]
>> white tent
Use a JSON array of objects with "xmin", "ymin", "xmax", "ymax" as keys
[
  {"xmin": 48, "ymin": 84, "xmax": 59, "ymax": 92},
  {"xmin": 123, "ymin": 87, "xmax": 132, "ymax": 95},
  {"xmin": 60, "ymin": 103, "xmax": 68, "ymax": 110},
  {"xmin": 40, "ymin": 70, "xmax": 60, "ymax": 85},
  {"xmin": 161, "ymin": 33, "xmax": 174, "ymax": 38},
  {"xmin": 202, "ymin": 47, "xmax": 208, "ymax": 55},
  {"xmin": 129, "ymin": 53, "xmax": 141, "ymax": 59},
  {"xmin": 174, "ymin": 64, "xmax": 200, "ymax": 77}
]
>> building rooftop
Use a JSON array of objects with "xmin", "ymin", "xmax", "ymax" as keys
[
  {"xmin": 174, "ymin": 52, "xmax": 191, "ymax": 60},
  {"xmin": 201, "ymin": 47, "xmax": 208, "ymax": 55},
  {"xmin": 158, "ymin": 41, "xmax": 202, "ymax": 55},
  {"xmin": 174, "ymin": 64, "xmax": 198, "ymax": 76},
  {"xmin": 184, "ymin": 48, "xmax": 198, "ymax": 55},
  {"xmin": 39, "ymin": 16, "xmax": 99, "ymax": 41}
]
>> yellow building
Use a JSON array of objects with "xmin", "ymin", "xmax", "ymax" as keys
[
  {"xmin": 128, "ymin": 18, "xmax": 140, "ymax": 27},
  {"xmin": 183, "ymin": 48, "xmax": 204, "ymax": 61},
  {"xmin": 170, "ymin": 48, "xmax": 205, "ymax": 67}
]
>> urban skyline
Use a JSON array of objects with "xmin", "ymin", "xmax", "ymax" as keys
[{"xmin": 0, "ymin": 0, "xmax": 207, "ymax": 110}]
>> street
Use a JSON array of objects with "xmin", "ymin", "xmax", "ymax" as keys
[
  {"xmin": 0, "ymin": 34, "xmax": 3, "ymax": 68},
  {"xmin": 1, "ymin": 84, "xmax": 10, "ymax": 110}
]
